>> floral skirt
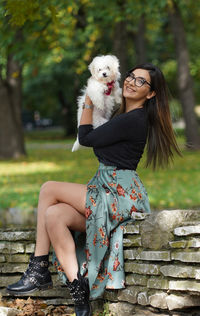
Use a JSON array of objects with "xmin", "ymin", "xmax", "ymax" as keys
[{"xmin": 52, "ymin": 162, "xmax": 151, "ymax": 299}]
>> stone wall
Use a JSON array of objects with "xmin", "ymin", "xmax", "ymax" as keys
[{"xmin": 1, "ymin": 210, "xmax": 200, "ymax": 314}]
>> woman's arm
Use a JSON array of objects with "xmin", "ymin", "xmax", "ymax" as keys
[
  {"xmin": 79, "ymin": 95, "xmax": 94, "ymax": 125},
  {"xmin": 78, "ymin": 109, "xmax": 145, "ymax": 148}
]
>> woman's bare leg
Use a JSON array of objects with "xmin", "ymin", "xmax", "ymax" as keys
[
  {"xmin": 34, "ymin": 181, "xmax": 87, "ymax": 256},
  {"xmin": 45, "ymin": 203, "xmax": 86, "ymax": 282},
  {"xmin": 6, "ymin": 182, "xmax": 87, "ymax": 294}
]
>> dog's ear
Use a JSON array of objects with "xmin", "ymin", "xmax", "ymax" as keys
[
  {"xmin": 88, "ymin": 58, "xmax": 96, "ymax": 76},
  {"xmin": 110, "ymin": 55, "xmax": 119, "ymax": 69},
  {"xmin": 110, "ymin": 55, "xmax": 121, "ymax": 80}
]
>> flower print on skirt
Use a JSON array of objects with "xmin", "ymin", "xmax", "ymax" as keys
[{"xmin": 52, "ymin": 162, "xmax": 151, "ymax": 299}]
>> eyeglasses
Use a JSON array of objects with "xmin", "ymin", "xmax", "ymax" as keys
[{"xmin": 125, "ymin": 72, "xmax": 151, "ymax": 88}]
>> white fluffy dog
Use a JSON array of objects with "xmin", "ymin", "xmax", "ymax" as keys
[{"xmin": 72, "ymin": 54, "xmax": 122, "ymax": 152}]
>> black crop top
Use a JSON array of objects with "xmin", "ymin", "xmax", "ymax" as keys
[{"xmin": 78, "ymin": 108, "xmax": 148, "ymax": 170}]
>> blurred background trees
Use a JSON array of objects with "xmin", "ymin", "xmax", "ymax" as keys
[{"xmin": 0, "ymin": 0, "xmax": 200, "ymax": 159}]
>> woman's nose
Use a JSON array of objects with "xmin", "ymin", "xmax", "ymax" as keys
[{"xmin": 129, "ymin": 78, "xmax": 136, "ymax": 86}]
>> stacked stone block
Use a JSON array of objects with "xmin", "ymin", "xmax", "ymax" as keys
[
  {"xmin": 104, "ymin": 209, "xmax": 200, "ymax": 311},
  {"xmin": 1, "ymin": 210, "xmax": 200, "ymax": 312}
]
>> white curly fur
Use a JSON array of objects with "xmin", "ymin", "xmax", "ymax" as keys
[{"xmin": 72, "ymin": 55, "xmax": 122, "ymax": 152}]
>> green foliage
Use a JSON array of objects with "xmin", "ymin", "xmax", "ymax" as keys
[
  {"xmin": 5, "ymin": 0, "xmax": 41, "ymax": 26},
  {"xmin": 1, "ymin": 0, "xmax": 200, "ymax": 136}
]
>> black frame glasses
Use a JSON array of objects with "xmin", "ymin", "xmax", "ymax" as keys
[{"xmin": 125, "ymin": 72, "xmax": 151, "ymax": 88}]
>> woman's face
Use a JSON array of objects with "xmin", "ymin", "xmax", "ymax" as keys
[{"xmin": 123, "ymin": 68, "xmax": 155, "ymax": 102}]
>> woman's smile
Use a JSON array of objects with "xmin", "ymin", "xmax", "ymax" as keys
[{"xmin": 125, "ymin": 85, "xmax": 136, "ymax": 93}]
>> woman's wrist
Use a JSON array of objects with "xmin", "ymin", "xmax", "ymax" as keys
[
  {"xmin": 79, "ymin": 95, "xmax": 93, "ymax": 125},
  {"xmin": 80, "ymin": 101, "xmax": 93, "ymax": 125},
  {"xmin": 82, "ymin": 103, "xmax": 94, "ymax": 110}
]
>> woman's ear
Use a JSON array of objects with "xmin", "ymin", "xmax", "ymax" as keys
[{"xmin": 147, "ymin": 90, "xmax": 156, "ymax": 99}]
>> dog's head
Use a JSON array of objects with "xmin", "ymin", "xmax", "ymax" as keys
[{"xmin": 88, "ymin": 55, "xmax": 120, "ymax": 83}]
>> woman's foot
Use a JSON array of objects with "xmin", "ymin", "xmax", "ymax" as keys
[
  {"xmin": 6, "ymin": 253, "xmax": 53, "ymax": 295},
  {"xmin": 66, "ymin": 272, "xmax": 92, "ymax": 316}
]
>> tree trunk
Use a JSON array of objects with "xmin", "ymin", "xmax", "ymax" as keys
[
  {"xmin": 168, "ymin": 1, "xmax": 200, "ymax": 149},
  {"xmin": 0, "ymin": 31, "xmax": 26, "ymax": 159},
  {"xmin": 134, "ymin": 14, "xmax": 147, "ymax": 64},
  {"xmin": 113, "ymin": 20, "xmax": 128, "ymax": 79},
  {"xmin": 58, "ymin": 89, "xmax": 76, "ymax": 136}
]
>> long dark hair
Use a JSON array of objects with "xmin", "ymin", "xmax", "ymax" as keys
[{"xmin": 115, "ymin": 63, "xmax": 181, "ymax": 169}]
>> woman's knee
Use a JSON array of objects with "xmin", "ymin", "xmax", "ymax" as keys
[
  {"xmin": 39, "ymin": 181, "xmax": 56, "ymax": 199},
  {"xmin": 45, "ymin": 205, "xmax": 60, "ymax": 231},
  {"xmin": 45, "ymin": 204, "xmax": 72, "ymax": 231}
]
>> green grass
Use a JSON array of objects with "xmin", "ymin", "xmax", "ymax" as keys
[
  {"xmin": 0, "ymin": 134, "xmax": 200, "ymax": 211},
  {"xmin": 25, "ymin": 127, "xmax": 66, "ymax": 141},
  {"xmin": 24, "ymin": 127, "xmax": 73, "ymax": 144}
]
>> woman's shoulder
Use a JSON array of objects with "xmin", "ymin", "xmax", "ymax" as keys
[
  {"xmin": 109, "ymin": 108, "xmax": 146, "ymax": 130},
  {"xmin": 115, "ymin": 108, "xmax": 146, "ymax": 121},
  {"xmin": 125, "ymin": 107, "xmax": 145, "ymax": 115}
]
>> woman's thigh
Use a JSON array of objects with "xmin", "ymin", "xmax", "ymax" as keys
[
  {"xmin": 46, "ymin": 203, "xmax": 86, "ymax": 232},
  {"xmin": 41, "ymin": 181, "xmax": 87, "ymax": 216}
]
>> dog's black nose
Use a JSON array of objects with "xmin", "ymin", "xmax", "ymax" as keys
[{"xmin": 103, "ymin": 72, "xmax": 107, "ymax": 77}]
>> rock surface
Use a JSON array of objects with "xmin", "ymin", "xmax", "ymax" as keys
[
  {"xmin": 149, "ymin": 292, "xmax": 168, "ymax": 309},
  {"xmin": 166, "ymin": 294, "xmax": 200, "ymax": 311},
  {"xmin": 0, "ymin": 307, "xmax": 19, "ymax": 316},
  {"xmin": 1, "ymin": 209, "xmax": 200, "ymax": 313}
]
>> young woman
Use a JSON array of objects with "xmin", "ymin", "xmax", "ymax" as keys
[{"xmin": 7, "ymin": 63, "xmax": 180, "ymax": 316}]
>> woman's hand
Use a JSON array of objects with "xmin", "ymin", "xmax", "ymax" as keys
[
  {"xmin": 80, "ymin": 95, "xmax": 93, "ymax": 125},
  {"xmin": 85, "ymin": 95, "xmax": 93, "ymax": 106}
]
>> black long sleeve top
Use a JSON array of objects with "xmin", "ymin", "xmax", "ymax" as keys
[{"xmin": 78, "ymin": 108, "xmax": 148, "ymax": 170}]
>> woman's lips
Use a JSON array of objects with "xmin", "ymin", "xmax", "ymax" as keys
[{"xmin": 126, "ymin": 86, "xmax": 136, "ymax": 92}]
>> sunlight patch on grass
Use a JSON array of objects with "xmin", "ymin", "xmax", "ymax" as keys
[{"xmin": 0, "ymin": 161, "xmax": 76, "ymax": 175}]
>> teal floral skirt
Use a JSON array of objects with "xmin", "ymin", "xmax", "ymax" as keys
[{"xmin": 52, "ymin": 162, "xmax": 151, "ymax": 299}]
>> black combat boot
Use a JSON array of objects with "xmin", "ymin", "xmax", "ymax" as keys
[
  {"xmin": 66, "ymin": 272, "xmax": 92, "ymax": 316},
  {"xmin": 7, "ymin": 253, "xmax": 53, "ymax": 295}
]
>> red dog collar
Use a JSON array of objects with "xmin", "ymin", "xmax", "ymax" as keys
[{"xmin": 104, "ymin": 80, "xmax": 115, "ymax": 95}]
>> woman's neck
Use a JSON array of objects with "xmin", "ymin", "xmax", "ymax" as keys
[{"xmin": 125, "ymin": 98, "xmax": 144, "ymax": 113}]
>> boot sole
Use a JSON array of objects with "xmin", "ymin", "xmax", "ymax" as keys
[
  {"xmin": 6, "ymin": 282, "xmax": 53, "ymax": 296},
  {"xmin": 75, "ymin": 303, "xmax": 92, "ymax": 316}
]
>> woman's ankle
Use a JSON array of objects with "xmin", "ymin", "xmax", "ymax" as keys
[
  {"xmin": 34, "ymin": 253, "xmax": 49, "ymax": 258},
  {"xmin": 68, "ymin": 275, "xmax": 78, "ymax": 283}
]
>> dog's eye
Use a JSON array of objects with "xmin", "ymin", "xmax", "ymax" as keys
[
  {"xmin": 98, "ymin": 68, "xmax": 101, "ymax": 72},
  {"xmin": 107, "ymin": 66, "xmax": 110, "ymax": 70}
]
